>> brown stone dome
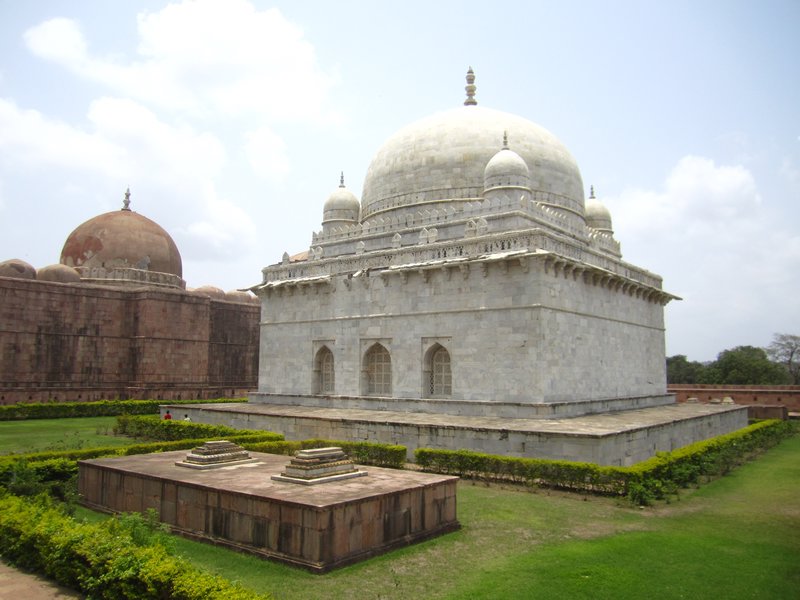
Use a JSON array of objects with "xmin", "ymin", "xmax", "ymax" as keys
[
  {"xmin": 0, "ymin": 258, "xmax": 36, "ymax": 280},
  {"xmin": 60, "ymin": 200, "xmax": 182, "ymax": 279},
  {"xmin": 37, "ymin": 263, "xmax": 81, "ymax": 283},
  {"xmin": 192, "ymin": 285, "xmax": 226, "ymax": 299}
]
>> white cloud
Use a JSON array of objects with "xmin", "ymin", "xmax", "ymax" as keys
[
  {"xmin": 86, "ymin": 97, "xmax": 226, "ymax": 182},
  {"xmin": 23, "ymin": 17, "xmax": 88, "ymax": 65},
  {"xmin": 611, "ymin": 155, "xmax": 759, "ymax": 240},
  {"xmin": 0, "ymin": 97, "xmax": 124, "ymax": 174},
  {"xmin": 605, "ymin": 155, "xmax": 800, "ymax": 360},
  {"xmin": 0, "ymin": 96, "xmax": 225, "ymax": 186},
  {"xmin": 243, "ymin": 126, "xmax": 289, "ymax": 180},
  {"xmin": 180, "ymin": 193, "xmax": 258, "ymax": 262},
  {"xmin": 23, "ymin": 0, "xmax": 339, "ymax": 123}
]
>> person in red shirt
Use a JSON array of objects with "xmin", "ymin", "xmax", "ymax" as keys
[{"xmin": 163, "ymin": 410, "xmax": 172, "ymax": 420}]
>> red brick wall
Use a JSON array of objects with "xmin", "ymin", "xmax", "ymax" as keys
[
  {"xmin": 669, "ymin": 384, "xmax": 800, "ymax": 414},
  {"xmin": 0, "ymin": 277, "xmax": 259, "ymax": 404}
]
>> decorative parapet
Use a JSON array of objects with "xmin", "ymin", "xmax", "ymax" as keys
[
  {"xmin": 311, "ymin": 191, "xmax": 585, "ymax": 249},
  {"xmin": 75, "ymin": 266, "xmax": 185, "ymax": 290},
  {"xmin": 371, "ymin": 248, "xmax": 677, "ymax": 305},
  {"xmin": 587, "ymin": 229, "xmax": 622, "ymax": 257},
  {"xmin": 263, "ymin": 226, "xmax": 664, "ymax": 291}
]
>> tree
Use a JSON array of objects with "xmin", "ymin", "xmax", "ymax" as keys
[
  {"xmin": 766, "ymin": 333, "xmax": 800, "ymax": 384},
  {"xmin": 702, "ymin": 345, "xmax": 790, "ymax": 385},
  {"xmin": 666, "ymin": 355, "xmax": 705, "ymax": 384}
]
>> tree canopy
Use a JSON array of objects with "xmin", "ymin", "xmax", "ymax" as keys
[
  {"xmin": 766, "ymin": 333, "xmax": 800, "ymax": 384},
  {"xmin": 667, "ymin": 336, "xmax": 796, "ymax": 385}
]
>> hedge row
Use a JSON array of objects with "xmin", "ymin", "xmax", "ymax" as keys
[
  {"xmin": 0, "ymin": 494, "xmax": 270, "ymax": 600},
  {"xmin": 416, "ymin": 419, "xmax": 797, "ymax": 504},
  {"xmin": 0, "ymin": 433, "xmax": 288, "ymax": 491},
  {"xmin": 0, "ymin": 398, "xmax": 247, "ymax": 421},
  {"xmin": 244, "ymin": 439, "xmax": 407, "ymax": 468},
  {"xmin": 112, "ymin": 414, "xmax": 284, "ymax": 442}
]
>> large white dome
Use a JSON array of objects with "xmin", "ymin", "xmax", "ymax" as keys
[{"xmin": 361, "ymin": 104, "xmax": 585, "ymax": 223}]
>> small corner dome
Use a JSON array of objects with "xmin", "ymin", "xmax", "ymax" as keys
[
  {"xmin": 225, "ymin": 289, "xmax": 254, "ymax": 303},
  {"xmin": 193, "ymin": 285, "xmax": 226, "ymax": 299},
  {"xmin": 322, "ymin": 174, "xmax": 360, "ymax": 231},
  {"xmin": 0, "ymin": 258, "xmax": 36, "ymax": 280},
  {"xmin": 484, "ymin": 135, "xmax": 530, "ymax": 191},
  {"xmin": 585, "ymin": 190, "xmax": 613, "ymax": 233},
  {"xmin": 37, "ymin": 263, "xmax": 81, "ymax": 283}
]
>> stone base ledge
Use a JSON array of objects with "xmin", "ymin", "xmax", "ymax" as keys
[{"xmin": 248, "ymin": 391, "xmax": 676, "ymax": 419}]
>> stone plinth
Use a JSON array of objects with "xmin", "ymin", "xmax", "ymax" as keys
[
  {"xmin": 176, "ymin": 440, "xmax": 256, "ymax": 470},
  {"xmin": 271, "ymin": 446, "xmax": 367, "ymax": 485},
  {"xmin": 78, "ymin": 451, "xmax": 459, "ymax": 572}
]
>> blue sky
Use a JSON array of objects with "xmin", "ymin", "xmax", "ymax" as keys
[{"xmin": 0, "ymin": 0, "xmax": 798, "ymax": 361}]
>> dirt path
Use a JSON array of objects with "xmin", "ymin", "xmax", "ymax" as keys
[{"xmin": 0, "ymin": 560, "xmax": 82, "ymax": 600}]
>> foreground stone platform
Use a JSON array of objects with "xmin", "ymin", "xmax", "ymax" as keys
[
  {"xmin": 168, "ymin": 401, "xmax": 749, "ymax": 466},
  {"xmin": 78, "ymin": 451, "xmax": 459, "ymax": 572}
]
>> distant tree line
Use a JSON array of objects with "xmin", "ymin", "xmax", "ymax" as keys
[{"xmin": 667, "ymin": 333, "xmax": 799, "ymax": 385}]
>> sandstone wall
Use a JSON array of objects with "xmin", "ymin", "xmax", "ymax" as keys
[{"xmin": 0, "ymin": 277, "xmax": 258, "ymax": 404}]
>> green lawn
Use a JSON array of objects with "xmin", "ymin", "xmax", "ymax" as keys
[
  {"xmin": 0, "ymin": 416, "xmax": 134, "ymax": 454},
  {"xmin": 114, "ymin": 434, "xmax": 797, "ymax": 600}
]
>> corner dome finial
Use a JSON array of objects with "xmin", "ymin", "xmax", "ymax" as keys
[
  {"xmin": 122, "ymin": 187, "xmax": 131, "ymax": 211},
  {"xmin": 502, "ymin": 130, "xmax": 509, "ymax": 150},
  {"xmin": 339, "ymin": 171, "xmax": 345, "ymax": 188},
  {"xmin": 464, "ymin": 66, "xmax": 477, "ymax": 106},
  {"xmin": 589, "ymin": 185, "xmax": 596, "ymax": 199}
]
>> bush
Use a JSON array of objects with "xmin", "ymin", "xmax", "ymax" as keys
[
  {"xmin": 113, "ymin": 414, "xmax": 283, "ymax": 443},
  {"xmin": 415, "ymin": 420, "xmax": 797, "ymax": 504},
  {"xmin": 0, "ymin": 493, "xmax": 271, "ymax": 599},
  {"xmin": 243, "ymin": 438, "xmax": 407, "ymax": 468},
  {"xmin": 0, "ymin": 398, "xmax": 248, "ymax": 421}
]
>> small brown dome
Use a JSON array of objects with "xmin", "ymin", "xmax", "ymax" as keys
[
  {"xmin": 225, "ymin": 290, "xmax": 254, "ymax": 303},
  {"xmin": 0, "ymin": 259, "xmax": 36, "ymax": 280},
  {"xmin": 37, "ymin": 263, "xmax": 81, "ymax": 283},
  {"xmin": 61, "ymin": 203, "xmax": 182, "ymax": 278},
  {"xmin": 193, "ymin": 285, "xmax": 226, "ymax": 299}
]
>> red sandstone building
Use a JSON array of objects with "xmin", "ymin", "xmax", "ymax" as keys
[{"xmin": 0, "ymin": 191, "xmax": 259, "ymax": 405}]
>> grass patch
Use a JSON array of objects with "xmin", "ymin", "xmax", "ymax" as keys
[
  {"xmin": 69, "ymin": 435, "xmax": 799, "ymax": 600},
  {"xmin": 0, "ymin": 417, "xmax": 134, "ymax": 454}
]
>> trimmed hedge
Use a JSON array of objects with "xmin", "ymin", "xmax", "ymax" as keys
[
  {"xmin": 0, "ymin": 494, "xmax": 270, "ymax": 599},
  {"xmin": 112, "ymin": 414, "xmax": 284, "ymax": 442},
  {"xmin": 0, "ymin": 398, "xmax": 247, "ymax": 421},
  {"xmin": 416, "ymin": 419, "xmax": 797, "ymax": 504},
  {"xmin": 244, "ymin": 438, "xmax": 407, "ymax": 469},
  {"xmin": 0, "ymin": 435, "xmax": 287, "ymax": 490}
]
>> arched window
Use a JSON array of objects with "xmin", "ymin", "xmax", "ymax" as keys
[
  {"xmin": 426, "ymin": 345, "xmax": 452, "ymax": 397},
  {"xmin": 363, "ymin": 343, "xmax": 392, "ymax": 396},
  {"xmin": 315, "ymin": 346, "xmax": 334, "ymax": 394}
]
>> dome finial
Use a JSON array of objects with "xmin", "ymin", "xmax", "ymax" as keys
[
  {"xmin": 464, "ymin": 66, "xmax": 477, "ymax": 106},
  {"xmin": 339, "ymin": 171, "xmax": 345, "ymax": 188},
  {"xmin": 502, "ymin": 130, "xmax": 509, "ymax": 150},
  {"xmin": 122, "ymin": 187, "xmax": 132, "ymax": 211},
  {"xmin": 589, "ymin": 185, "xmax": 595, "ymax": 199}
]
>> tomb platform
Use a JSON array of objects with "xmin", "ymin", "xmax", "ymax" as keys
[
  {"xmin": 78, "ymin": 450, "xmax": 459, "ymax": 572},
  {"xmin": 166, "ymin": 399, "xmax": 749, "ymax": 466}
]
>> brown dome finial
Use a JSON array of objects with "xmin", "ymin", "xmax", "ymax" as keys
[
  {"xmin": 340, "ymin": 171, "xmax": 345, "ymax": 188},
  {"xmin": 464, "ymin": 67, "xmax": 477, "ymax": 106},
  {"xmin": 122, "ymin": 187, "xmax": 132, "ymax": 211},
  {"xmin": 589, "ymin": 185, "xmax": 596, "ymax": 199}
]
